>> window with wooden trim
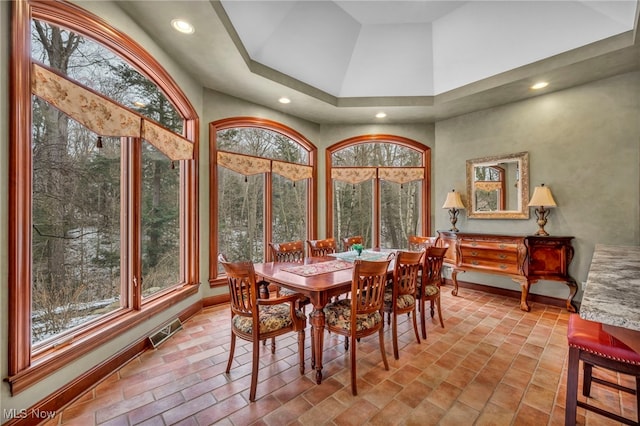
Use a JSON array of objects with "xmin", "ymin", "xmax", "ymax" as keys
[
  {"xmin": 327, "ymin": 135, "xmax": 431, "ymax": 249},
  {"xmin": 210, "ymin": 118, "xmax": 316, "ymax": 281},
  {"xmin": 8, "ymin": 0, "xmax": 198, "ymax": 394}
]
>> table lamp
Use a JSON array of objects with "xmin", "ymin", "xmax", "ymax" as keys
[
  {"xmin": 442, "ymin": 189, "xmax": 465, "ymax": 232},
  {"xmin": 527, "ymin": 184, "xmax": 557, "ymax": 236}
]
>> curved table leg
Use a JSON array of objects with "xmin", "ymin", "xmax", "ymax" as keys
[
  {"xmin": 516, "ymin": 278, "xmax": 531, "ymax": 312},
  {"xmin": 450, "ymin": 269, "xmax": 461, "ymax": 296},
  {"xmin": 565, "ymin": 277, "xmax": 578, "ymax": 313}
]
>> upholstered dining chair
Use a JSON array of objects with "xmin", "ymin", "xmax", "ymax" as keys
[
  {"xmin": 417, "ymin": 246, "xmax": 448, "ymax": 339},
  {"xmin": 323, "ymin": 257, "xmax": 392, "ymax": 395},
  {"xmin": 307, "ymin": 238, "xmax": 337, "ymax": 257},
  {"xmin": 408, "ymin": 235, "xmax": 437, "ymax": 251},
  {"xmin": 218, "ymin": 253, "xmax": 306, "ymax": 402},
  {"xmin": 383, "ymin": 250, "xmax": 424, "ymax": 360},
  {"xmin": 342, "ymin": 235, "xmax": 364, "ymax": 252},
  {"xmin": 267, "ymin": 240, "xmax": 309, "ymax": 306}
]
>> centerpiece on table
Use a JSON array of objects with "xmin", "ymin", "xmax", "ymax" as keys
[{"xmin": 351, "ymin": 243, "xmax": 364, "ymax": 257}]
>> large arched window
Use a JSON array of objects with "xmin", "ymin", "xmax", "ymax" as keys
[
  {"xmin": 209, "ymin": 118, "xmax": 316, "ymax": 283},
  {"xmin": 327, "ymin": 135, "xmax": 431, "ymax": 249},
  {"xmin": 8, "ymin": 0, "xmax": 198, "ymax": 394}
]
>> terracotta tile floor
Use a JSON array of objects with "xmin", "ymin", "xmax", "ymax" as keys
[{"xmin": 44, "ymin": 287, "xmax": 638, "ymax": 425}]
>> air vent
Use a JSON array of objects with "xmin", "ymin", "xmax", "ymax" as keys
[{"xmin": 149, "ymin": 318, "xmax": 183, "ymax": 348}]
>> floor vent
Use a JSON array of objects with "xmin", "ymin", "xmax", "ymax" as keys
[{"xmin": 149, "ymin": 318, "xmax": 183, "ymax": 349}]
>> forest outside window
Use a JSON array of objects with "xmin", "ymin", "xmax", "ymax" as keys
[
  {"xmin": 210, "ymin": 119, "xmax": 316, "ymax": 281},
  {"xmin": 328, "ymin": 136, "xmax": 431, "ymax": 249},
  {"xmin": 8, "ymin": 0, "xmax": 198, "ymax": 394}
]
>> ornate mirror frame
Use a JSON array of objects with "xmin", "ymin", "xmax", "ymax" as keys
[{"xmin": 466, "ymin": 152, "xmax": 529, "ymax": 219}]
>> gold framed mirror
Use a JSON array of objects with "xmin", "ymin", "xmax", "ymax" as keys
[{"xmin": 466, "ymin": 152, "xmax": 529, "ymax": 219}]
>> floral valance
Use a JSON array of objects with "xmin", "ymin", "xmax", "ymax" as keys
[
  {"xmin": 475, "ymin": 181, "xmax": 503, "ymax": 191},
  {"xmin": 331, "ymin": 167, "xmax": 377, "ymax": 184},
  {"xmin": 217, "ymin": 151, "xmax": 270, "ymax": 175},
  {"xmin": 378, "ymin": 167, "xmax": 424, "ymax": 184},
  {"xmin": 272, "ymin": 160, "xmax": 312, "ymax": 182},
  {"xmin": 31, "ymin": 62, "xmax": 193, "ymax": 161}
]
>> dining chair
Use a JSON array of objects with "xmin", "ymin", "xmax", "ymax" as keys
[
  {"xmin": 323, "ymin": 257, "xmax": 392, "ymax": 395},
  {"xmin": 267, "ymin": 240, "xmax": 310, "ymax": 307},
  {"xmin": 408, "ymin": 235, "xmax": 437, "ymax": 251},
  {"xmin": 218, "ymin": 253, "xmax": 306, "ymax": 402},
  {"xmin": 417, "ymin": 246, "xmax": 448, "ymax": 339},
  {"xmin": 342, "ymin": 235, "xmax": 363, "ymax": 252},
  {"xmin": 383, "ymin": 250, "xmax": 423, "ymax": 360},
  {"xmin": 307, "ymin": 237, "xmax": 337, "ymax": 257}
]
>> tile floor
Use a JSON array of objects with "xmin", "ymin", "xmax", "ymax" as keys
[{"xmin": 44, "ymin": 287, "xmax": 637, "ymax": 425}]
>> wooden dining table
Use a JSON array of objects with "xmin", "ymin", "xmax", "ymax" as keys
[{"xmin": 253, "ymin": 250, "xmax": 395, "ymax": 384}]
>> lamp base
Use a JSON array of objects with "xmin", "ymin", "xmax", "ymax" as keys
[
  {"xmin": 533, "ymin": 207, "xmax": 551, "ymax": 236},
  {"xmin": 449, "ymin": 208, "xmax": 460, "ymax": 233}
]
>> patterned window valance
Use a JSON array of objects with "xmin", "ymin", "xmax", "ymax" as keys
[
  {"xmin": 217, "ymin": 151, "xmax": 271, "ymax": 176},
  {"xmin": 378, "ymin": 167, "xmax": 424, "ymax": 184},
  {"xmin": 475, "ymin": 181, "xmax": 503, "ymax": 192},
  {"xmin": 272, "ymin": 160, "xmax": 312, "ymax": 182},
  {"xmin": 331, "ymin": 167, "xmax": 377, "ymax": 184},
  {"xmin": 31, "ymin": 62, "xmax": 193, "ymax": 161}
]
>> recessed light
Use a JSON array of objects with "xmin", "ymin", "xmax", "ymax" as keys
[
  {"xmin": 375, "ymin": 112, "xmax": 387, "ymax": 118},
  {"xmin": 133, "ymin": 101, "xmax": 146, "ymax": 108},
  {"xmin": 171, "ymin": 19, "xmax": 194, "ymax": 34},
  {"xmin": 278, "ymin": 97, "xmax": 291, "ymax": 104},
  {"xmin": 531, "ymin": 81, "xmax": 549, "ymax": 90}
]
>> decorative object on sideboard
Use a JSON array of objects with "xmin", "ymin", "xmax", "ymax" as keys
[
  {"xmin": 442, "ymin": 189, "xmax": 465, "ymax": 232},
  {"xmin": 527, "ymin": 184, "xmax": 557, "ymax": 236}
]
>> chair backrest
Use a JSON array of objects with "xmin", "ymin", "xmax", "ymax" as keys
[
  {"xmin": 218, "ymin": 253, "xmax": 258, "ymax": 320},
  {"xmin": 392, "ymin": 250, "xmax": 424, "ymax": 297},
  {"xmin": 351, "ymin": 258, "xmax": 391, "ymax": 319},
  {"xmin": 423, "ymin": 246, "xmax": 448, "ymax": 287},
  {"xmin": 307, "ymin": 238, "xmax": 337, "ymax": 257},
  {"xmin": 269, "ymin": 240, "xmax": 305, "ymax": 263},
  {"xmin": 342, "ymin": 235, "xmax": 364, "ymax": 252},
  {"xmin": 408, "ymin": 235, "xmax": 437, "ymax": 251}
]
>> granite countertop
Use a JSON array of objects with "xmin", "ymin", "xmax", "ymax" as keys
[{"xmin": 580, "ymin": 244, "xmax": 640, "ymax": 331}]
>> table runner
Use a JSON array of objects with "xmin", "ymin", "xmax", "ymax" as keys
[
  {"xmin": 281, "ymin": 260, "xmax": 353, "ymax": 277},
  {"xmin": 329, "ymin": 249, "xmax": 394, "ymax": 263}
]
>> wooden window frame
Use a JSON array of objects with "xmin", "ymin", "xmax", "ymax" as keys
[
  {"xmin": 209, "ymin": 117, "xmax": 317, "ymax": 286},
  {"xmin": 326, "ymin": 134, "xmax": 431, "ymax": 247},
  {"xmin": 7, "ymin": 0, "xmax": 199, "ymax": 395}
]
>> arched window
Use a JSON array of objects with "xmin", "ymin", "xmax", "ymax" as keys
[
  {"xmin": 327, "ymin": 135, "xmax": 431, "ymax": 249},
  {"xmin": 209, "ymin": 118, "xmax": 316, "ymax": 282},
  {"xmin": 8, "ymin": 0, "xmax": 198, "ymax": 394}
]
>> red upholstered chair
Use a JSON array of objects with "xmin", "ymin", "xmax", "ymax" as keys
[{"xmin": 565, "ymin": 314, "xmax": 640, "ymax": 425}]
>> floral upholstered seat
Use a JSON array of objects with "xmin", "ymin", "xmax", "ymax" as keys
[
  {"xmin": 324, "ymin": 299, "xmax": 383, "ymax": 332},
  {"xmin": 233, "ymin": 303, "xmax": 306, "ymax": 334}
]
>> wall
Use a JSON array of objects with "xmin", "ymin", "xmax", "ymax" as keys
[
  {"xmin": 0, "ymin": 1, "xmax": 206, "ymax": 420},
  {"xmin": 435, "ymin": 71, "xmax": 640, "ymax": 300}
]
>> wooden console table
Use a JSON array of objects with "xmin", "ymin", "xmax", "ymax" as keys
[{"xmin": 437, "ymin": 231, "xmax": 577, "ymax": 312}]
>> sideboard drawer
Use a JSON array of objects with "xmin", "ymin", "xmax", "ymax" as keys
[
  {"xmin": 460, "ymin": 257, "xmax": 520, "ymax": 274},
  {"xmin": 460, "ymin": 240, "xmax": 519, "ymax": 252},
  {"xmin": 460, "ymin": 247, "xmax": 519, "ymax": 264}
]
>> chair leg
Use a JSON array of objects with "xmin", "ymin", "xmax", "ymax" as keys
[
  {"xmin": 298, "ymin": 329, "xmax": 305, "ymax": 375},
  {"xmin": 583, "ymin": 362, "xmax": 593, "ymax": 397},
  {"xmin": 430, "ymin": 299, "xmax": 435, "ymax": 318},
  {"xmin": 249, "ymin": 338, "xmax": 260, "ymax": 402},
  {"xmin": 419, "ymin": 299, "xmax": 427, "ymax": 340},
  {"xmin": 392, "ymin": 312, "xmax": 399, "ymax": 360},
  {"xmin": 270, "ymin": 337, "xmax": 276, "ymax": 354},
  {"xmin": 436, "ymin": 295, "xmax": 444, "ymax": 328},
  {"xmin": 379, "ymin": 326, "xmax": 389, "ymax": 371},
  {"xmin": 565, "ymin": 346, "xmax": 580, "ymax": 426},
  {"xmin": 411, "ymin": 308, "xmax": 421, "ymax": 345},
  {"xmin": 350, "ymin": 335, "xmax": 358, "ymax": 396},
  {"xmin": 225, "ymin": 333, "xmax": 236, "ymax": 374}
]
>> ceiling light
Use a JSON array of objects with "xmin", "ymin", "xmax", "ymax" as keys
[
  {"xmin": 171, "ymin": 19, "xmax": 194, "ymax": 34},
  {"xmin": 531, "ymin": 81, "xmax": 549, "ymax": 90},
  {"xmin": 375, "ymin": 112, "xmax": 387, "ymax": 118},
  {"xmin": 278, "ymin": 97, "xmax": 291, "ymax": 104},
  {"xmin": 133, "ymin": 101, "xmax": 146, "ymax": 108}
]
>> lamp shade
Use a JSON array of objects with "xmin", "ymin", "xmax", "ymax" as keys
[
  {"xmin": 442, "ymin": 190, "xmax": 465, "ymax": 209},
  {"xmin": 528, "ymin": 184, "xmax": 557, "ymax": 207}
]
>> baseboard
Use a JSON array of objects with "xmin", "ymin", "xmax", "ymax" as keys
[
  {"xmin": 445, "ymin": 278, "xmax": 580, "ymax": 311},
  {"xmin": 4, "ymin": 301, "xmax": 203, "ymax": 426}
]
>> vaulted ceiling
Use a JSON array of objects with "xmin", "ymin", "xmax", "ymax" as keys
[{"xmin": 117, "ymin": 1, "xmax": 640, "ymax": 123}]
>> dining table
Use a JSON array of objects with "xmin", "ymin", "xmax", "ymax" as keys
[
  {"xmin": 253, "ymin": 249, "xmax": 395, "ymax": 384},
  {"xmin": 579, "ymin": 244, "xmax": 640, "ymax": 353}
]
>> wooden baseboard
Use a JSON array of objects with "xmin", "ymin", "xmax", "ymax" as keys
[
  {"xmin": 445, "ymin": 278, "xmax": 580, "ymax": 311},
  {"xmin": 4, "ymin": 301, "xmax": 203, "ymax": 426}
]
